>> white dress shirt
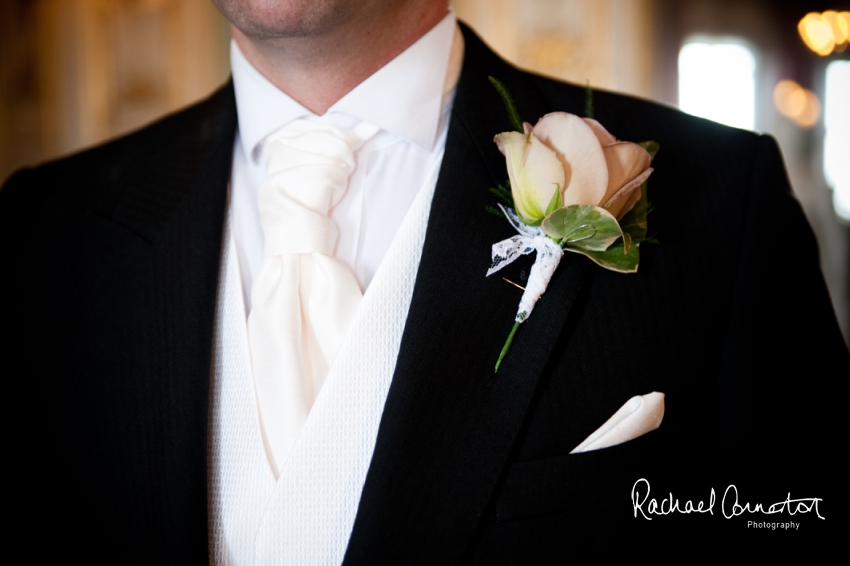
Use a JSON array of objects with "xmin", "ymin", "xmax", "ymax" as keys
[{"xmin": 230, "ymin": 12, "xmax": 464, "ymax": 313}]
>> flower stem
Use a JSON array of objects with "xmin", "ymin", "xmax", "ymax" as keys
[
  {"xmin": 495, "ymin": 321, "xmax": 522, "ymax": 373},
  {"xmin": 585, "ymin": 81, "xmax": 594, "ymax": 119}
]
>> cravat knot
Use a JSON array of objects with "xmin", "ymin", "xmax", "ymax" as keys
[{"xmin": 259, "ymin": 120, "xmax": 378, "ymax": 257}]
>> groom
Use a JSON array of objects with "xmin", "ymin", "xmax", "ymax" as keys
[{"xmin": 2, "ymin": 0, "xmax": 846, "ymax": 562}]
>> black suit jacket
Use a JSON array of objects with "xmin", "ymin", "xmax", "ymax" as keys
[{"xmin": 2, "ymin": 24, "xmax": 846, "ymax": 563}]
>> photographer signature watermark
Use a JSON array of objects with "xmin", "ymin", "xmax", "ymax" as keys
[
  {"xmin": 630, "ymin": 478, "xmax": 824, "ymax": 521},
  {"xmin": 747, "ymin": 521, "xmax": 800, "ymax": 530}
]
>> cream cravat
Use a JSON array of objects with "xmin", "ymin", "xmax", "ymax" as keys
[{"xmin": 248, "ymin": 119, "xmax": 379, "ymax": 477}]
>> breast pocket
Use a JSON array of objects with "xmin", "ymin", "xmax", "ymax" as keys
[{"xmin": 495, "ymin": 425, "xmax": 669, "ymax": 523}]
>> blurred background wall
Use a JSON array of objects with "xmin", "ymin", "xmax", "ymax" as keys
[
  {"xmin": 0, "ymin": 0, "xmax": 230, "ymax": 178},
  {"xmin": 1, "ymin": 0, "xmax": 847, "ymax": 344}
]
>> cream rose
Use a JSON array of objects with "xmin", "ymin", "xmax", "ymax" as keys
[{"xmin": 494, "ymin": 112, "xmax": 653, "ymax": 225}]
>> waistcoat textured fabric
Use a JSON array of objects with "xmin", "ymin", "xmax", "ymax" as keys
[
  {"xmin": 209, "ymin": 154, "xmax": 442, "ymax": 564},
  {"xmin": 208, "ymin": 222, "xmax": 278, "ymax": 564}
]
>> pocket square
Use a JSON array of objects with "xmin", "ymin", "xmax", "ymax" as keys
[{"xmin": 569, "ymin": 392, "xmax": 665, "ymax": 454}]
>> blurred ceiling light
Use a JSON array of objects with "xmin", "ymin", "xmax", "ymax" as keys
[
  {"xmin": 799, "ymin": 13, "xmax": 835, "ymax": 55},
  {"xmin": 678, "ymin": 41, "xmax": 756, "ymax": 130},
  {"xmin": 798, "ymin": 11, "xmax": 850, "ymax": 56},
  {"xmin": 773, "ymin": 80, "xmax": 821, "ymax": 128},
  {"xmin": 773, "ymin": 80, "xmax": 805, "ymax": 116},
  {"xmin": 838, "ymin": 11, "xmax": 850, "ymax": 52},
  {"xmin": 824, "ymin": 61, "xmax": 850, "ymax": 222},
  {"xmin": 823, "ymin": 11, "xmax": 849, "ymax": 44}
]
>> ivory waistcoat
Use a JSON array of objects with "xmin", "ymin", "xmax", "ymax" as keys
[{"xmin": 208, "ymin": 155, "xmax": 442, "ymax": 565}]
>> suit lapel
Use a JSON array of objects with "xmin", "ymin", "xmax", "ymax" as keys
[
  {"xmin": 343, "ymin": 25, "xmax": 590, "ymax": 564},
  {"xmin": 102, "ymin": 83, "xmax": 237, "ymax": 244},
  {"xmin": 82, "ymin": 84, "xmax": 236, "ymax": 561}
]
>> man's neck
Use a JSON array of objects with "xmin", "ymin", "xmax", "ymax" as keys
[{"xmin": 230, "ymin": 1, "xmax": 449, "ymax": 116}]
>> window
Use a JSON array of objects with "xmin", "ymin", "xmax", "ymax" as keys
[
  {"xmin": 824, "ymin": 60, "xmax": 850, "ymax": 221},
  {"xmin": 678, "ymin": 40, "xmax": 756, "ymax": 130}
]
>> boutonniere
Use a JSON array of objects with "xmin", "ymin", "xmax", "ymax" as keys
[{"xmin": 487, "ymin": 78, "xmax": 659, "ymax": 371}]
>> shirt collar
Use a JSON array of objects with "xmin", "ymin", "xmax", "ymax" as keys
[{"xmin": 231, "ymin": 12, "xmax": 463, "ymax": 160}]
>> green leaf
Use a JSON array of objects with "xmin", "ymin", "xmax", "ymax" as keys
[
  {"xmin": 618, "ymin": 167, "xmax": 655, "ymax": 243},
  {"xmin": 544, "ymin": 184, "xmax": 563, "ymax": 217},
  {"xmin": 563, "ymin": 144, "xmax": 656, "ymax": 274},
  {"xmin": 485, "ymin": 204, "xmax": 506, "ymax": 219},
  {"xmin": 573, "ymin": 239, "xmax": 640, "ymax": 273},
  {"xmin": 518, "ymin": 209, "xmax": 543, "ymax": 227},
  {"xmin": 577, "ymin": 163, "xmax": 655, "ymax": 273},
  {"xmin": 541, "ymin": 205, "xmax": 623, "ymax": 252},
  {"xmin": 618, "ymin": 188, "xmax": 648, "ymax": 242},
  {"xmin": 489, "ymin": 182, "xmax": 514, "ymax": 207},
  {"xmin": 488, "ymin": 76, "xmax": 524, "ymax": 133},
  {"xmin": 638, "ymin": 140, "xmax": 660, "ymax": 160}
]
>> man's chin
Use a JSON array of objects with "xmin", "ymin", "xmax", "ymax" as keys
[{"xmin": 210, "ymin": 0, "xmax": 367, "ymax": 39}]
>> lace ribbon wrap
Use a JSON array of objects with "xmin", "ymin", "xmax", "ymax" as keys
[{"xmin": 487, "ymin": 205, "xmax": 563, "ymax": 323}]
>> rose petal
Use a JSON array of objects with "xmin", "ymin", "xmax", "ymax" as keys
[
  {"xmin": 532, "ymin": 112, "xmax": 608, "ymax": 208},
  {"xmin": 605, "ymin": 166, "xmax": 652, "ymax": 219},
  {"xmin": 495, "ymin": 131, "xmax": 565, "ymax": 223},
  {"xmin": 583, "ymin": 118, "xmax": 618, "ymax": 146},
  {"xmin": 601, "ymin": 142, "xmax": 652, "ymax": 206},
  {"xmin": 616, "ymin": 186, "xmax": 643, "ymax": 220}
]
